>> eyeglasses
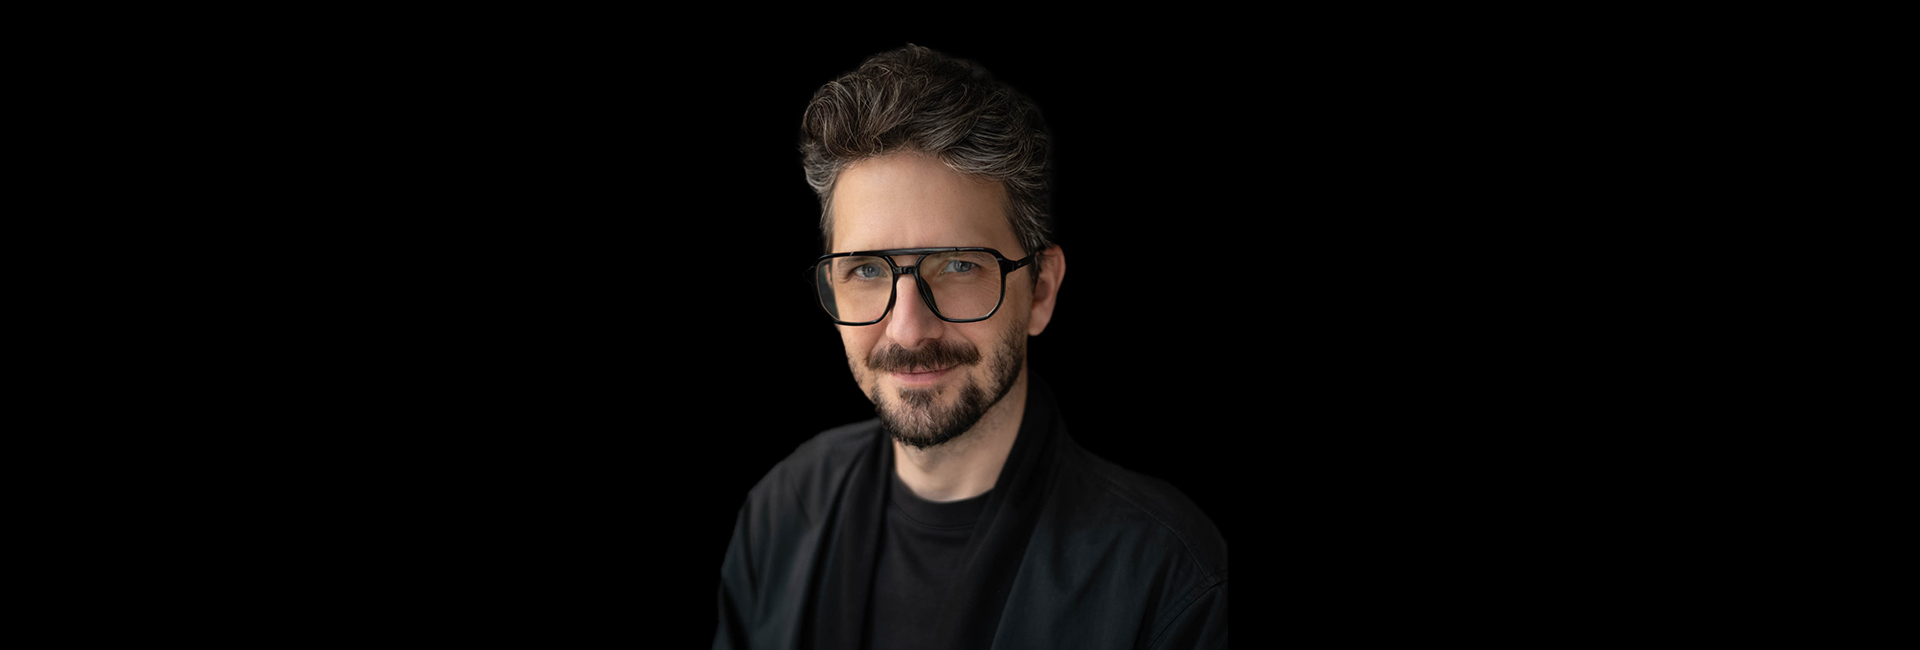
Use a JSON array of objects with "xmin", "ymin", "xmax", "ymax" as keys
[{"xmin": 807, "ymin": 247, "xmax": 1034, "ymax": 325}]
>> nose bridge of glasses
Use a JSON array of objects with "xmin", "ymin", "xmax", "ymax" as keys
[
  {"xmin": 883, "ymin": 254, "xmax": 922, "ymax": 277},
  {"xmin": 890, "ymin": 258, "xmax": 943, "ymax": 315}
]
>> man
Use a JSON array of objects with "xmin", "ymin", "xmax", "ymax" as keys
[{"xmin": 715, "ymin": 44, "xmax": 1228, "ymax": 650}]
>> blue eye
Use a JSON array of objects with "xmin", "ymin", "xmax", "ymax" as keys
[
  {"xmin": 851, "ymin": 264, "xmax": 884, "ymax": 280},
  {"xmin": 943, "ymin": 260, "xmax": 977, "ymax": 273}
]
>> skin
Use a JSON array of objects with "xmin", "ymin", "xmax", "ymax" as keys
[{"xmin": 830, "ymin": 151, "xmax": 1066, "ymax": 503}]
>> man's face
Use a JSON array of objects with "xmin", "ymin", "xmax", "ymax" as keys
[{"xmin": 829, "ymin": 152, "xmax": 1034, "ymax": 449}]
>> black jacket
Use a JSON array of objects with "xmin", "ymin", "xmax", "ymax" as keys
[{"xmin": 714, "ymin": 377, "xmax": 1229, "ymax": 649}]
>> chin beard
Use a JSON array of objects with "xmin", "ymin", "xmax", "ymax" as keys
[{"xmin": 871, "ymin": 325, "xmax": 1025, "ymax": 450}]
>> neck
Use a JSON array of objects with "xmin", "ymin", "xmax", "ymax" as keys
[{"xmin": 892, "ymin": 369, "xmax": 1029, "ymax": 503}]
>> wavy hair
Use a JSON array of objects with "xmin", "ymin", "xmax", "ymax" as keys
[{"xmin": 800, "ymin": 44, "xmax": 1054, "ymax": 278}]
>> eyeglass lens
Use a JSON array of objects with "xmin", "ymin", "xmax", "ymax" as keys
[{"xmin": 816, "ymin": 251, "xmax": 1002, "ymax": 322}]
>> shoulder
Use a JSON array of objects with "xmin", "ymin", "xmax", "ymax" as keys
[
  {"xmin": 1037, "ymin": 437, "xmax": 1230, "ymax": 625},
  {"xmin": 743, "ymin": 419, "xmax": 882, "ymax": 525},
  {"xmin": 1054, "ymin": 441, "xmax": 1229, "ymax": 580},
  {"xmin": 1006, "ymin": 437, "xmax": 1229, "ymax": 646}
]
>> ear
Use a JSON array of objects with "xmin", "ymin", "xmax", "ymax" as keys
[{"xmin": 1026, "ymin": 245, "xmax": 1066, "ymax": 336}]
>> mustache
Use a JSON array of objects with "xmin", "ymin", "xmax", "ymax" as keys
[{"xmin": 867, "ymin": 339, "xmax": 983, "ymax": 373}]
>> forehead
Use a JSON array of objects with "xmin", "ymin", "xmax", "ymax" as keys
[{"xmin": 829, "ymin": 152, "xmax": 1017, "ymax": 253}]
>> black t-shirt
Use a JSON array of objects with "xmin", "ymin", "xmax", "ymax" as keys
[{"xmin": 864, "ymin": 472, "xmax": 992, "ymax": 650}]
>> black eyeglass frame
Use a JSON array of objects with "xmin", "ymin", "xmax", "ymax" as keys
[{"xmin": 806, "ymin": 247, "xmax": 1035, "ymax": 326}]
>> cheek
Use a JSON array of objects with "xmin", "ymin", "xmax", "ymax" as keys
[
  {"xmin": 957, "ymin": 322, "xmax": 1013, "ymax": 358},
  {"xmin": 838, "ymin": 327, "xmax": 878, "ymax": 375},
  {"xmin": 998, "ymin": 283, "xmax": 1034, "ymax": 319},
  {"xmin": 839, "ymin": 326, "xmax": 870, "ymax": 356}
]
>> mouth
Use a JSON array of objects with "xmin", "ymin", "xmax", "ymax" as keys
[{"xmin": 889, "ymin": 365, "xmax": 954, "ymax": 386}]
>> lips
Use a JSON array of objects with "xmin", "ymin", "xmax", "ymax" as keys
[{"xmin": 890, "ymin": 366, "xmax": 953, "ymax": 386}]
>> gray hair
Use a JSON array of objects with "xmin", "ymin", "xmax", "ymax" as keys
[{"xmin": 800, "ymin": 44, "xmax": 1053, "ymax": 278}]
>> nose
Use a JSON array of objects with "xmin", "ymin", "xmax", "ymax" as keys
[{"xmin": 884, "ymin": 271, "xmax": 946, "ymax": 346}]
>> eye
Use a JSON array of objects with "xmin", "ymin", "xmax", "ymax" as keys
[
  {"xmin": 943, "ymin": 260, "xmax": 977, "ymax": 274},
  {"xmin": 849, "ymin": 263, "xmax": 885, "ymax": 280}
]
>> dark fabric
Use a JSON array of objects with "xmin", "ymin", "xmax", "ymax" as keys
[
  {"xmin": 865, "ymin": 473, "xmax": 990, "ymax": 649},
  {"xmin": 714, "ymin": 376, "xmax": 1229, "ymax": 649}
]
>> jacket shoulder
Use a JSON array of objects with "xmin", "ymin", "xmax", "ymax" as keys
[{"xmin": 1055, "ymin": 442, "xmax": 1229, "ymax": 581}]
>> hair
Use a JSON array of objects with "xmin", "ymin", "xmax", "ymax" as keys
[{"xmin": 800, "ymin": 44, "xmax": 1054, "ymax": 280}]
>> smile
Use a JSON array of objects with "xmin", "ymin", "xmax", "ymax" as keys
[{"xmin": 890, "ymin": 366, "xmax": 954, "ymax": 386}]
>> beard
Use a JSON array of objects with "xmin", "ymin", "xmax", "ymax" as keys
[{"xmin": 866, "ymin": 322, "xmax": 1026, "ymax": 450}]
